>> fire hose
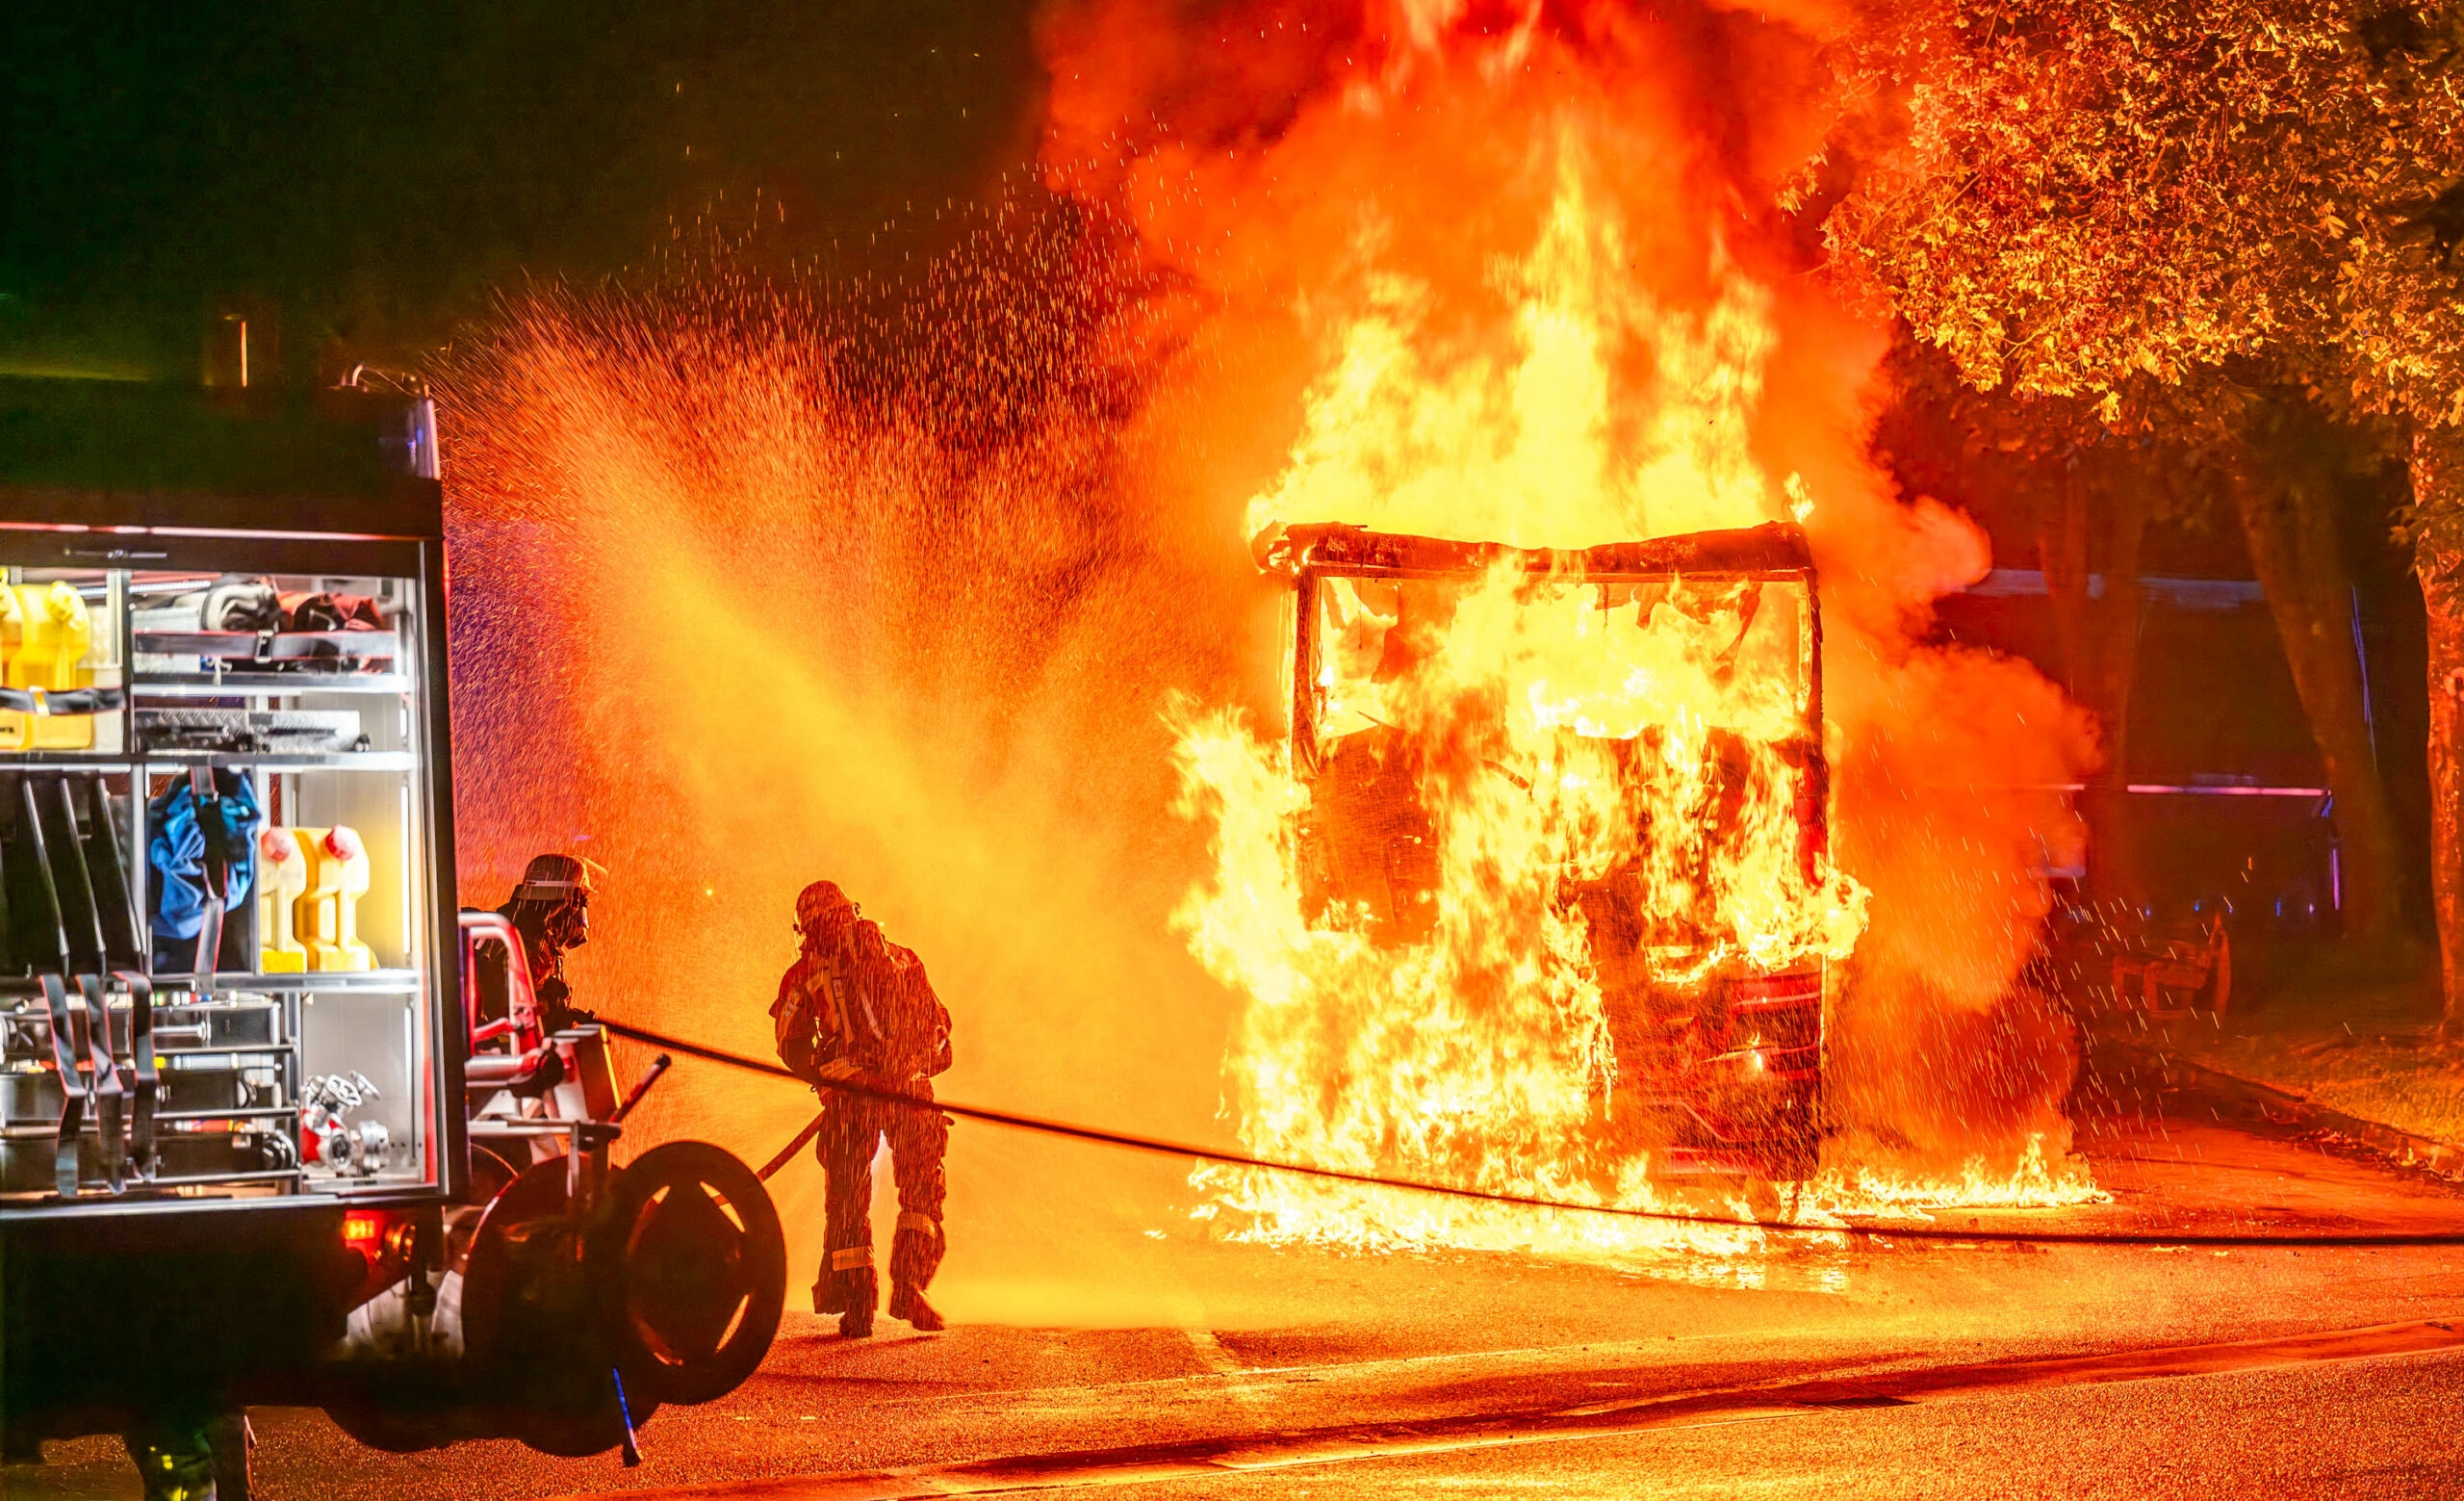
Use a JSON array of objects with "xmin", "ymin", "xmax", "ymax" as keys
[{"xmin": 591, "ymin": 1017, "xmax": 2464, "ymax": 1251}]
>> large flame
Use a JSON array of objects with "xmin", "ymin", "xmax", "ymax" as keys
[
  {"xmin": 1043, "ymin": 0, "xmax": 2108, "ymax": 1260},
  {"xmin": 1238, "ymin": 156, "xmax": 1783, "ymax": 549}
]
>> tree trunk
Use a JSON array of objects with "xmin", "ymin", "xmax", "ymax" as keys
[
  {"xmin": 2040, "ymin": 457, "xmax": 2147, "ymax": 898},
  {"xmin": 2228, "ymin": 448, "xmax": 2403, "ymax": 940},
  {"xmin": 2411, "ymin": 430, "xmax": 2464, "ymax": 1031},
  {"xmin": 2038, "ymin": 465, "xmax": 2092, "ymax": 701},
  {"xmin": 2084, "ymin": 463, "xmax": 2151, "ymax": 901}
]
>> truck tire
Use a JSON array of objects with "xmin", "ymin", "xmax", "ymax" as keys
[
  {"xmin": 209, "ymin": 1413, "xmax": 254, "ymax": 1501},
  {"xmin": 594, "ymin": 1140, "xmax": 786, "ymax": 1407}
]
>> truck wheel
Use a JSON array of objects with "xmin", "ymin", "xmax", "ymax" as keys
[
  {"xmin": 467, "ymin": 1144, "xmax": 520, "ymax": 1205},
  {"xmin": 457, "ymin": 1156, "xmax": 572, "ymax": 1370},
  {"xmin": 2202, "ymin": 927, "xmax": 2233, "ymax": 1017},
  {"xmin": 208, "ymin": 1413, "xmax": 253, "ymax": 1501},
  {"xmin": 594, "ymin": 1140, "xmax": 786, "ymax": 1406}
]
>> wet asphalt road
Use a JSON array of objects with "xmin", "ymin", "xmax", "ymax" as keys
[{"xmin": 9, "ymin": 1064, "xmax": 2464, "ymax": 1500}]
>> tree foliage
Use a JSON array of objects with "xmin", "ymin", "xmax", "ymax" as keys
[
  {"xmin": 1821, "ymin": 0, "xmax": 2442, "ymax": 945},
  {"xmin": 1823, "ymin": 0, "xmax": 2464, "ymax": 439}
]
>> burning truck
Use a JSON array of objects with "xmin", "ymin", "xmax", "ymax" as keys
[{"xmin": 1237, "ymin": 519, "xmax": 1864, "ymax": 1197}]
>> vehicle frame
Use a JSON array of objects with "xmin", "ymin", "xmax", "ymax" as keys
[{"xmin": 1257, "ymin": 520, "xmax": 1834, "ymax": 1181}]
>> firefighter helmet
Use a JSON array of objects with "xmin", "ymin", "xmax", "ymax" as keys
[
  {"xmin": 513, "ymin": 852, "xmax": 597, "ymax": 902},
  {"xmin": 795, "ymin": 880, "xmax": 858, "ymax": 935},
  {"xmin": 508, "ymin": 853, "xmax": 598, "ymax": 953}
]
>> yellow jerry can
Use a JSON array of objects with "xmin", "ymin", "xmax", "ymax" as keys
[
  {"xmin": 294, "ymin": 826, "xmax": 375, "ymax": 972},
  {"xmin": 0, "ymin": 582, "xmax": 95, "ymax": 751},
  {"xmin": 257, "ymin": 827, "xmax": 311, "ymax": 973}
]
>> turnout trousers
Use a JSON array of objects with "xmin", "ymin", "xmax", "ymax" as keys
[{"xmin": 814, "ymin": 1084, "xmax": 949, "ymax": 1313}]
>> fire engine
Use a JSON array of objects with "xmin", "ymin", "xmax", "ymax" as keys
[
  {"xmin": 1257, "ymin": 521, "xmax": 1837, "ymax": 1183},
  {"xmin": 0, "ymin": 375, "xmax": 785, "ymax": 1498}
]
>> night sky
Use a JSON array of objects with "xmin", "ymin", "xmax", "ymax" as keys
[{"xmin": 3, "ymin": 1, "xmax": 1047, "ymax": 382}]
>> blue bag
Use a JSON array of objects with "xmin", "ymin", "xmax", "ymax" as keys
[{"xmin": 148, "ymin": 771, "xmax": 263, "ymax": 942}]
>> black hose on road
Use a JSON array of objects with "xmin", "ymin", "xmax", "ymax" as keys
[{"xmin": 594, "ymin": 1017, "xmax": 2464, "ymax": 1252}]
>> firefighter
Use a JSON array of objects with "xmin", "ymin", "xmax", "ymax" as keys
[
  {"xmin": 493, "ymin": 852, "xmax": 598, "ymax": 1036},
  {"xmin": 773, "ymin": 882, "xmax": 952, "ymax": 1337},
  {"xmin": 773, "ymin": 880, "xmax": 860, "ymax": 1085}
]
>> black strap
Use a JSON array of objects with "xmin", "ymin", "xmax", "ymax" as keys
[
  {"xmin": 38, "ymin": 777, "xmax": 105, "ymax": 976},
  {"xmin": 114, "ymin": 970, "xmax": 157, "ymax": 1181},
  {"xmin": 189, "ymin": 766, "xmax": 223, "ymax": 995},
  {"xmin": 76, "ymin": 975, "xmax": 124, "ymax": 1190},
  {"xmin": 0, "ymin": 686, "xmax": 125, "ymax": 716},
  {"xmin": 13, "ymin": 777, "xmax": 80, "ymax": 1196},
  {"xmin": 38, "ymin": 974, "xmax": 85, "ymax": 1197},
  {"xmin": 83, "ymin": 777, "xmax": 141, "ymax": 970},
  {"xmin": 13, "ymin": 775, "xmax": 68, "ymax": 972}
]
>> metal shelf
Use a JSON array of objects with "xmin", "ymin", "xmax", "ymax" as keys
[
  {"xmin": 160, "ymin": 970, "xmax": 420, "ymax": 996},
  {"xmin": 131, "ymin": 672, "xmax": 410, "ymax": 699},
  {"xmin": 0, "ymin": 749, "xmax": 413, "ymax": 772},
  {"xmin": 150, "ymin": 1169, "xmax": 304, "ymax": 1189},
  {"xmin": 157, "ymin": 1107, "xmax": 295, "ymax": 1125},
  {"xmin": 143, "ymin": 750, "xmax": 415, "ymax": 772},
  {"xmin": 3, "ymin": 1107, "xmax": 294, "ymax": 1140},
  {"xmin": 324, "ymin": 1174, "xmax": 435, "ymax": 1195},
  {"xmin": 3, "ymin": 970, "xmax": 414, "ymax": 1005},
  {"xmin": 0, "ymin": 987, "xmax": 283, "ymax": 1007},
  {"xmin": 0, "ymin": 754, "xmax": 137, "ymax": 770}
]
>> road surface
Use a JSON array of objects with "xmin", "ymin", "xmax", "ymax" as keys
[{"xmin": 9, "ymin": 1055, "xmax": 2464, "ymax": 1500}]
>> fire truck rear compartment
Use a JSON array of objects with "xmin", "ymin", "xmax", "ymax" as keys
[{"xmin": 0, "ymin": 567, "xmax": 436, "ymax": 1201}]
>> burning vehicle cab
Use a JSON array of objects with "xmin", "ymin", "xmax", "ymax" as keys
[{"xmin": 1257, "ymin": 520, "xmax": 1860, "ymax": 1184}]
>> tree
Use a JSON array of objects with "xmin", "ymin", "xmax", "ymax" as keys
[
  {"xmin": 1876, "ymin": 339, "xmax": 2177, "ymax": 899},
  {"xmin": 2220, "ymin": 393, "xmax": 2405, "ymax": 953},
  {"xmin": 1818, "ymin": 0, "xmax": 2456, "ymax": 992}
]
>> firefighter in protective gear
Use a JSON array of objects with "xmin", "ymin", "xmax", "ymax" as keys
[
  {"xmin": 476, "ymin": 853, "xmax": 599, "ymax": 1038},
  {"xmin": 502, "ymin": 853, "xmax": 598, "ymax": 1035},
  {"xmin": 772, "ymin": 883, "xmax": 953, "ymax": 1337},
  {"xmin": 772, "ymin": 881, "xmax": 859, "ymax": 1082}
]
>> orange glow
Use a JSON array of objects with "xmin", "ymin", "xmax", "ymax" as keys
[
  {"xmin": 1045, "ymin": 0, "xmax": 2106, "ymax": 1258},
  {"xmin": 439, "ymin": 278, "xmax": 1266, "ymax": 1316},
  {"xmin": 343, "ymin": 1211, "xmax": 383, "ymax": 1246},
  {"xmin": 440, "ymin": 0, "xmax": 2110, "ymax": 1307}
]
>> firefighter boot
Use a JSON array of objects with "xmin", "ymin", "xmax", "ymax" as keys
[
  {"xmin": 824, "ymin": 1243, "xmax": 875, "ymax": 1333},
  {"xmin": 886, "ymin": 1214, "xmax": 945, "ymax": 1332},
  {"xmin": 836, "ymin": 1266, "xmax": 878, "ymax": 1339},
  {"xmin": 837, "ymin": 1272, "xmax": 877, "ymax": 1338},
  {"xmin": 886, "ymin": 1284, "xmax": 943, "ymax": 1332}
]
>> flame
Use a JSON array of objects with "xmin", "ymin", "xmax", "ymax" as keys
[
  {"xmin": 1042, "ymin": 0, "xmax": 2105, "ymax": 1268},
  {"xmin": 1810, "ymin": 1133, "xmax": 2110, "ymax": 1219},
  {"xmin": 1168, "ymin": 163, "xmax": 1869, "ymax": 1262},
  {"xmin": 1241, "ymin": 153, "xmax": 1780, "ymax": 548}
]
